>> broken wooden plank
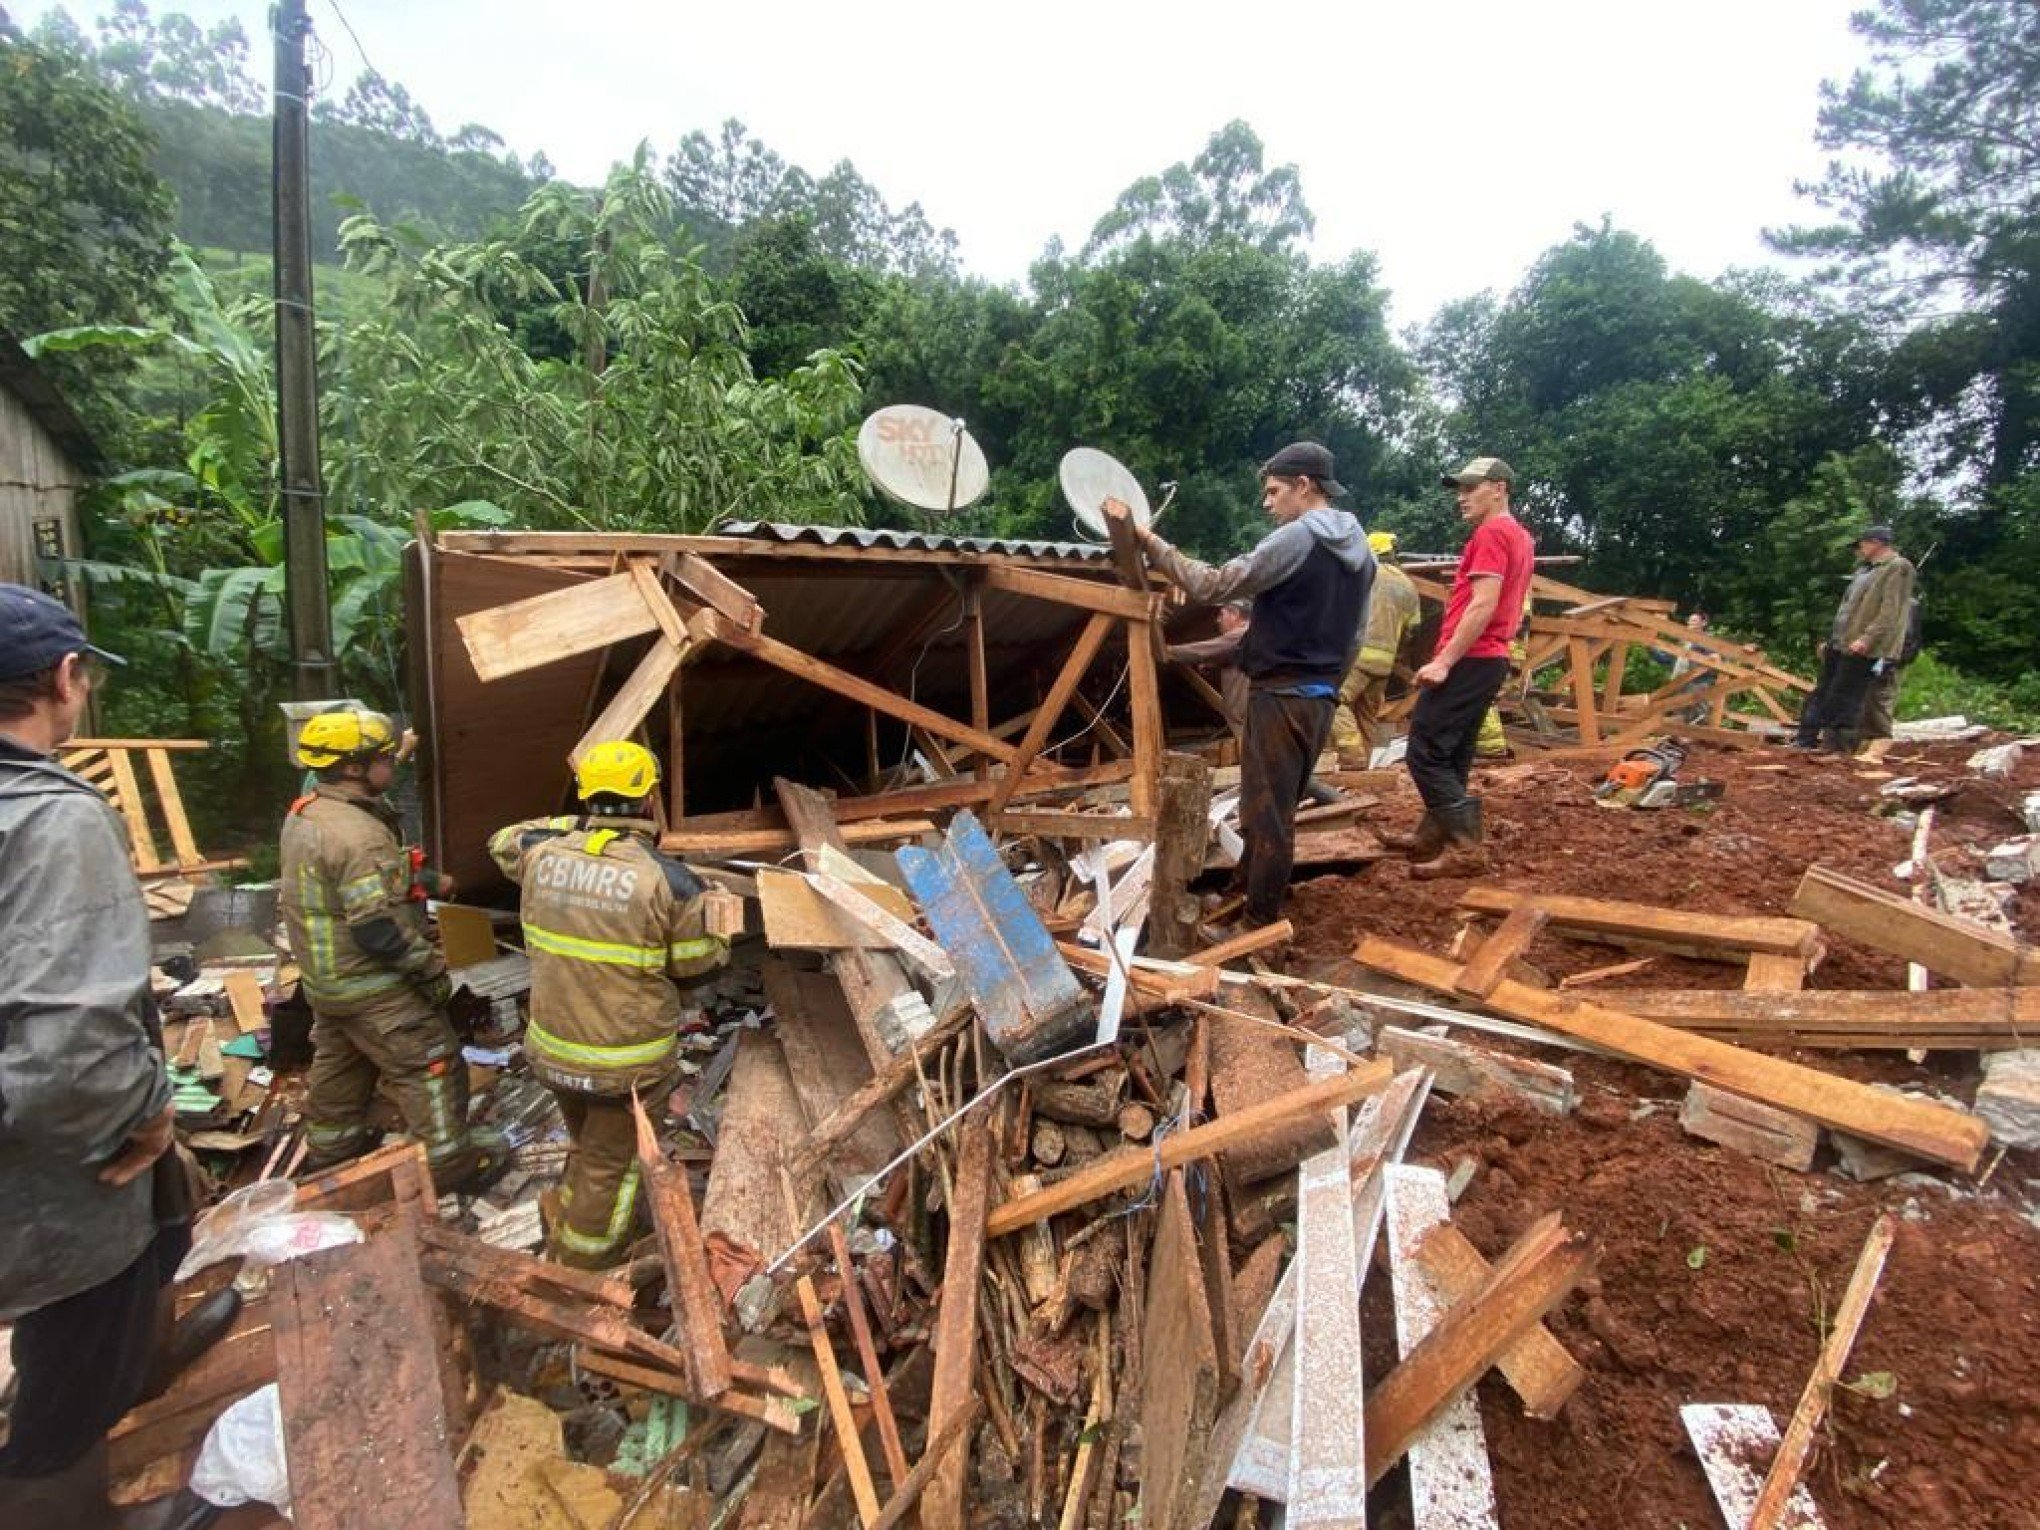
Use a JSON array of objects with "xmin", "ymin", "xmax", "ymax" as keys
[
  {"xmin": 1746, "ymin": 1214, "xmax": 1898, "ymax": 1530},
  {"xmin": 701, "ymin": 611, "xmax": 1023, "ymax": 766},
  {"xmin": 1679, "ymin": 1082, "xmax": 1821, "ymax": 1171},
  {"xmin": 757, "ymin": 867, "xmax": 909, "ymax": 951},
  {"xmin": 274, "ymin": 1220, "xmax": 463, "ymax": 1530},
  {"xmin": 1363, "ymin": 1213, "xmax": 1594, "ymax": 1487},
  {"xmin": 790, "ymin": 1262, "xmax": 880, "ymax": 1528},
  {"xmin": 1455, "ymin": 904, "xmax": 1550, "ymax": 999},
  {"xmin": 994, "ymin": 809, "xmax": 1154, "ymax": 841},
  {"xmin": 673, "ymin": 551, "xmax": 763, "ymax": 633},
  {"xmin": 1215, "ymin": 1068, "xmax": 1432, "ymax": 1514},
  {"xmin": 1681, "ymin": 1404, "xmax": 1829, "ymax": 1530},
  {"xmin": 632, "ymin": 1093, "xmax": 733, "ymax": 1400},
  {"xmin": 570, "ymin": 635, "xmax": 687, "ymax": 767},
  {"xmin": 457, "ymin": 569, "xmax": 661, "ymax": 682},
  {"xmin": 1610, "ymin": 985, "xmax": 2040, "ymax": 1046},
  {"xmin": 1286, "ymin": 1051, "xmax": 1367, "ymax": 1530},
  {"xmin": 988, "ymin": 1060, "xmax": 1393, "ymax": 1237},
  {"xmin": 805, "ymin": 870, "xmax": 955, "ymax": 982},
  {"xmin": 1459, "ymin": 886, "xmax": 1822, "ymax": 962},
  {"xmin": 1056, "ymin": 944, "xmax": 1222, "ymax": 1003},
  {"xmin": 1745, "ymin": 951, "xmax": 1810, "ymax": 993},
  {"xmin": 786, "ymin": 1002, "xmax": 971, "ymax": 1182},
  {"xmin": 866, "ymin": 1394, "xmax": 982, "ymax": 1530},
  {"xmin": 738, "ymin": 1346, "xmax": 822, "ymax": 1530},
  {"xmin": 1150, "ymin": 753, "xmax": 1214, "ymax": 959},
  {"xmin": 1378, "ymin": 1026, "xmax": 1577, "ymax": 1115},
  {"xmin": 1790, "ymin": 864, "xmax": 2040, "ymax": 988},
  {"xmin": 987, "ymin": 612, "xmax": 1117, "ymax": 816},
  {"xmin": 980, "ymin": 563, "xmax": 1155, "ymax": 620},
  {"xmin": 763, "ymin": 960, "xmax": 903, "ymax": 1190},
  {"xmin": 924, "ymin": 1112, "xmax": 996, "ymax": 1530},
  {"xmin": 1394, "ymin": 1176, "xmax": 1585, "ymax": 1420},
  {"xmin": 1383, "ymin": 1166, "xmax": 1500, "ymax": 1529},
  {"xmin": 1138, "ymin": 1170, "xmax": 1220, "ymax": 1530},
  {"xmin": 827, "ymin": 1217, "xmax": 908, "ymax": 1486},
  {"xmin": 1186, "ymin": 919, "xmax": 1295, "ymax": 969},
  {"xmin": 1353, "ymin": 936, "xmax": 1991, "ymax": 1173},
  {"xmin": 700, "ymin": 1029, "xmax": 808, "ymax": 1259},
  {"xmin": 898, "ymin": 810, "xmax": 1095, "ymax": 1065}
]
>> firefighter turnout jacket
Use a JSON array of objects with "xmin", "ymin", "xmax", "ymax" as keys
[
  {"xmin": 281, "ymin": 780, "xmax": 446, "ymax": 1015},
  {"xmin": 489, "ymin": 816, "xmax": 729, "ymax": 1096},
  {"xmin": 1355, "ymin": 562, "xmax": 1421, "ymax": 678}
]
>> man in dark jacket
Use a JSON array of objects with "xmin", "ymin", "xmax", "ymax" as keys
[
  {"xmin": 0, "ymin": 585, "xmax": 219, "ymax": 1526},
  {"xmin": 1791, "ymin": 526, "xmax": 1917, "ymax": 756},
  {"xmin": 1107, "ymin": 442, "xmax": 1374, "ymax": 926}
]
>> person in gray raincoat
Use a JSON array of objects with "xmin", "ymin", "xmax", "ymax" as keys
[{"xmin": 0, "ymin": 584, "xmax": 228, "ymax": 1527}]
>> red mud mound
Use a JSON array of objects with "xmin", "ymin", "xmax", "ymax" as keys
[{"xmin": 1293, "ymin": 737, "xmax": 2040, "ymax": 1527}]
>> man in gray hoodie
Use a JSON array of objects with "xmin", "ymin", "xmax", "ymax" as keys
[
  {"xmin": 0, "ymin": 585, "xmax": 212, "ymax": 1527},
  {"xmin": 1107, "ymin": 442, "xmax": 1374, "ymax": 927}
]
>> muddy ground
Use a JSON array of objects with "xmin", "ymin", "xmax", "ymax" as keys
[{"xmin": 1290, "ymin": 736, "xmax": 2040, "ymax": 1528}]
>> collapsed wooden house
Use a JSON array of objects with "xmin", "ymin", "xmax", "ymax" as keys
[{"xmin": 411, "ymin": 523, "xmax": 1190, "ymax": 895}]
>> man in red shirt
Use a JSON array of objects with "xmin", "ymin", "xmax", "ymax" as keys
[{"xmin": 1394, "ymin": 457, "xmax": 1535, "ymax": 878}]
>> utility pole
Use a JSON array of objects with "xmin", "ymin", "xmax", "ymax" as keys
[{"xmin": 273, "ymin": 0, "xmax": 338, "ymax": 698}]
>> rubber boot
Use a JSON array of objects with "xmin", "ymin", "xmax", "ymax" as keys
[
  {"xmin": 1382, "ymin": 812, "xmax": 1444, "ymax": 859},
  {"xmin": 1410, "ymin": 799, "xmax": 1487, "ymax": 881},
  {"xmin": 139, "ymin": 1286, "xmax": 243, "ymax": 1404},
  {"xmin": 449, "ymin": 1125, "xmax": 515, "ymax": 1196}
]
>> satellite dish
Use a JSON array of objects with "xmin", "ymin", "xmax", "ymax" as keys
[
  {"xmin": 1060, "ymin": 447, "xmax": 1155, "ymax": 540},
  {"xmin": 857, "ymin": 405, "xmax": 989, "ymax": 515}
]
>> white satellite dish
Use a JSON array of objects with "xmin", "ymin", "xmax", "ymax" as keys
[
  {"xmin": 1060, "ymin": 447, "xmax": 1156, "ymax": 540},
  {"xmin": 857, "ymin": 405, "xmax": 990, "ymax": 515}
]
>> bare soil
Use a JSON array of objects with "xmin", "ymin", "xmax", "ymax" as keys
[{"xmin": 1296, "ymin": 736, "xmax": 2040, "ymax": 1527}]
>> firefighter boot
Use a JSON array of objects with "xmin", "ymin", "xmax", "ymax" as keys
[{"xmin": 1410, "ymin": 799, "xmax": 1488, "ymax": 881}]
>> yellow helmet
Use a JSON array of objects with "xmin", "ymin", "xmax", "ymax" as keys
[
  {"xmin": 296, "ymin": 708, "xmax": 398, "ymax": 769},
  {"xmin": 1367, "ymin": 530, "xmax": 1399, "ymax": 557},
  {"xmin": 575, "ymin": 740, "xmax": 660, "ymax": 802}
]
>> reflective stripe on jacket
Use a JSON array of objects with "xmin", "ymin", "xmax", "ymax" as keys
[
  {"xmin": 1354, "ymin": 563, "xmax": 1420, "ymax": 674},
  {"xmin": 280, "ymin": 782, "xmax": 443, "ymax": 1014},
  {"xmin": 489, "ymin": 816, "xmax": 729, "ymax": 1095}
]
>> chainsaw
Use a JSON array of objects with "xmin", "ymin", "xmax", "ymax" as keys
[{"xmin": 1593, "ymin": 739, "xmax": 1723, "ymax": 810}]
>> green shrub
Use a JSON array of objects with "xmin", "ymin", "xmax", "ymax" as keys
[{"xmin": 1894, "ymin": 652, "xmax": 2040, "ymax": 734}]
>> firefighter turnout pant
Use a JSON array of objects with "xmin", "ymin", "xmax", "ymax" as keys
[
  {"xmin": 304, "ymin": 989, "xmax": 478, "ymax": 1192},
  {"xmin": 549, "ymin": 1090, "xmax": 643, "ymax": 1270},
  {"xmin": 1329, "ymin": 661, "xmax": 1391, "ymax": 758}
]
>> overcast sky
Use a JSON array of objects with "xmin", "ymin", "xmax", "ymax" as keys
[{"xmin": 34, "ymin": 0, "xmax": 1872, "ymax": 325}]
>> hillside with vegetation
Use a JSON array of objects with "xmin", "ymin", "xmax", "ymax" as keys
[{"xmin": 5, "ymin": 0, "xmax": 2037, "ymax": 799}]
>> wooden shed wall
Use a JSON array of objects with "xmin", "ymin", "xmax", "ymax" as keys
[{"xmin": 0, "ymin": 384, "xmax": 86, "ymax": 613}]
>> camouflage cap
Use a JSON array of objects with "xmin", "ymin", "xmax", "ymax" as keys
[{"xmin": 1441, "ymin": 456, "xmax": 1514, "ymax": 488}]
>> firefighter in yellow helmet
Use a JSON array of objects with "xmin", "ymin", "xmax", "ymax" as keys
[
  {"xmin": 1473, "ymin": 581, "xmax": 1536, "ymax": 760},
  {"xmin": 1329, "ymin": 530, "xmax": 1422, "ymax": 769},
  {"xmin": 489, "ymin": 742, "xmax": 729, "ymax": 1269},
  {"xmin": 281, "ymin": 708, "xmax": 504, "ymax": 1191}
]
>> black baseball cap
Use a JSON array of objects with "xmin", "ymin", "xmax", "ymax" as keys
[
  {"xmin": 0, "ymin": 583, "xmax": 126, "ymax": 683},
  {"xmin": 1261, "ymin": 441, "xmax": 1348, "ymax": 498}
]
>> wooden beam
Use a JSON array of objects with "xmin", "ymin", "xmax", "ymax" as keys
[
  {"xmin": 1125, "ymin": 617, "xmax": 1164, "ymax": 821},
  {"xmin": 662, "ymin": 817, "xmax": 935, "ymax": 857},
  {"xmin": 1613, "ymin": 985, "xmax": 2040, "ymax": 1044},
  {"xmin": 1362, "ymin": 1214, "xmax": 1593, "ymax": 1487},
  {"xmin": 1454, "ymin": 904, "xmax": 1550, "ymax": 998},
  {"xmin": 456, "ymin": 569, "xmax": 659, "ymax": 682},
  {"xmin": 1287, "ymin": 1057, "xmax": 1367, "ymax": 1529},
  {"xmin": 994, "ymin": 810, "xmax": 1154, "ymax": 841},
  {"xmin": 1459, "ymin": 887, "xmax": 1822, "ymax": 961},
  {"xmin": 569, "ymin": 636, "xmax": 686, "ymax": 767},
  {"xmin": 1150, "ymin": 753, "xmax": 1214, "ymax": 959},
  {"xmin": 1186, "ymin": 920, "xmax": 1296, "ymax": 969},
  {"xmin": 924, "ymin": 1113, "xmax": 996, "ymax": 1530},
  {"xmin": 788, "ymin": 1003, "xmax": 973, "ymax": 1180},
  {"xmin": 699, "ymin": 611, "xmax": 1022, "ymax": 766},
  {"xmin": 1352, "ymin": 936, "xmax": 1990, "ymax": 1172},
  {"xmin": 104, "ymin": 747, "xmax": 163, "ymax": 871},
  {"xmin": 631, "ymin": 1095, "xmax": 732, "ymax": 1400},
  {"xmin": 1747, "ymin": 1214, "xmax": 1898, "ymax": 1530},
  {"xmin": 1790, "ymin": 864, "xmax": 2040, "ymax": 988},
  {"xmin": 982, "ymin": 563, "xmax": 1156, "ymax": 620},
  {"xmin": 986, "ymin": 1061, "xmax": 1393, "ymax": 1236},
  {"xmin": 827, "ymin": 1217, "xmax": 908, "ymax": 1485},
  {"xmin": 967, "ymin": 584, "xmax": 990, "ymax": 783},
  {"xmin": 987, "ymin": 612, "xmax": 1116, "ymax": 816},
  {"xmin": 1140, "ymin": 1170, "xmax": 1222, "ymax": 1530},
  {"xmin": 673, "ymin": 552, "xmax": 762, "ymax": 633},
  {"xmin": 791, "ymin": 1263, "xmax": 881, "ymax": 1528},
  {"xmin": 1566, "ymin": 637, "xmax": 1602, "ymax": 743}
]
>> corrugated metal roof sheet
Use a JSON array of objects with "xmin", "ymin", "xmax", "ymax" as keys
[{"xmin": 720, "ymin": 520, "xmax": 1109, "ymax": 562}]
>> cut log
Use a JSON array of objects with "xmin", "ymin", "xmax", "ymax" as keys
[
  {"xmin": 1353, "ymin": 936, "xmax": 1990, "ymax": 1173},
  {"xmin": 1209, "ymin": 983, "xmax": 1339, "ymax": 1190},
  {"xmin": 988, "ymin": 1061, "xmax": 1393, "ymax": 1237}
]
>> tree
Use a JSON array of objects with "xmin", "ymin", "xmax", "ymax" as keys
[
  {"xmin": 0, "ymin": 27, "xmax": 175, "ymax": 435},
  {"xmin": 1777, "ymin": 0, "xmax": 2040, "ymax": 487},
  {"xmin": 1083, "ymin": 120, "xmax": 1313, "ymax": 261},
  {"xmin": 322, "ymin": 68, "xmax": 441, "ymax": 147}
]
